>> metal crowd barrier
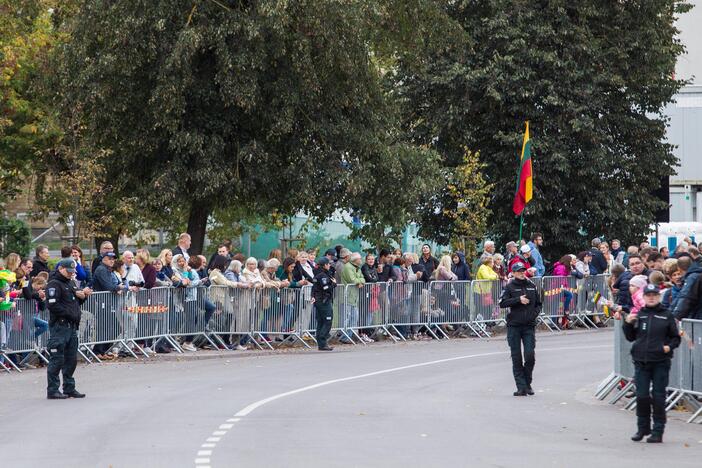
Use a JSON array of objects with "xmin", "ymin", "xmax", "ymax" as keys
[
  {"xmin": 0, "ymin": 300, "xmax": 50, "ymax": 372},
  {"xmin": 1, "ymin": 274, "xmax": 613, "ymax": 373},
  {"xmin": 339, "ymin": 282, "xmax": 393, "ymax": 343},
  {"xmin": 387, "ymin": 281, "xmax": 437, "ymax": 340},
  {"xmin": 596, "ymin": 318, "xmax": 702, "ymax": 424}
]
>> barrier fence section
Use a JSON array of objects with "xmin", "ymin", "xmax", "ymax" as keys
[
  {"xmin": 596, "ymin": 318, "xmax": 702, "ymax": 424},
  {"xmin": 2, "ymin": 274, "xmax": 613, "ymax": 372}
]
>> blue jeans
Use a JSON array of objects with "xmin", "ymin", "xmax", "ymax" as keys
[
  {"xmin": 562, "ymin": 290, "xmax": 573, "ymax": 313},
  {"xmin": 34, "ymin": 316, "xmax": 49, "ymax": 339},
  {"xmin": 507, "ymin": 325, "xmax": 536, "ymax": 390},
  {"xmin": 344, "ymin": 305, "xmax": 359, "ymax": 338},
  {"xmin": 283, "ymin": 304, "xmax": 295, "ymax": 332}
]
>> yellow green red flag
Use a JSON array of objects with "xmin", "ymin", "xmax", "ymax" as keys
[{"xmin": 512, "ymin": 121, "xmax": 532, "ymax": 215}]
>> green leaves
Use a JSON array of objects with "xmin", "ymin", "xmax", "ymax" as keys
[
  {"xmin": 40, "ymin": 0, "xmax": 444, "ymax": 250},
  {"xmin": 393, "ymin": 0, "xmax": 689, "ymax": 258}
]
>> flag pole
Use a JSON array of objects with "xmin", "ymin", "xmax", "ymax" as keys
[{"xmin": 518, "ymin": 213, "xmax": 524, "ymax": 241}]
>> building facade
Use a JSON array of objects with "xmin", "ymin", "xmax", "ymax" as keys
[{"xmin": 667, "ymin": 1, "xmax": 702, "ymax": 222}]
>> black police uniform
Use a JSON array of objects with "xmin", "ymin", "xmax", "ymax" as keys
[
  {"xmin": 623, "ymin": 301, "xmax": 680, "ymax": 441},
  {"xmin": 312, "ymin": 267, "xmax": 336, "ymax": 350},
  {"xmin": 499, "ymin": 276, "xmax": 542, "ymax": 395},
  {"xmin": 46, "ymin": 271, "xmax": 85, "ymax": 398}
]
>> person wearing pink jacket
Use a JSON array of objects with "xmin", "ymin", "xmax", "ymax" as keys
[
  {"xmin": 552, "ymin": 255, "xmax": 575, "ymax": 328},
  {"xmin": 628, "ymin": 275, "xmax": 648, "ymax": 316}
]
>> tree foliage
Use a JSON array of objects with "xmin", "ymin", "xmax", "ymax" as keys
[
  {"xmin": 443, "ymin": 149, "xmax": 492, "ymax": 260},
  {"xmin": 0, "ymin": 217, "xmax": 31, "ymax": 257},
  {"xmin": 46, "ymin": 0, "xmax": 444, "ymax": 253},
  {"xmin": 394, "ymin": 0, "xmax": 690, "ymax": 258},
  {"xmin": 0, "ymin": 0, "xmax": 69, "ymax": 203}
]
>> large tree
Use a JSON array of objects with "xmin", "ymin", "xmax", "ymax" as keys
[
  {"xmin": 394, "ymin": 0, "xmax": 690, "ymax": 259},
  {"xmin": 49, "ymin": 0, "xmax": 442, "ymax": 253}
]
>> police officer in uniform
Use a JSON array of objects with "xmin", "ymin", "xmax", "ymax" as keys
[
  {"xmin": 499, "ymin": 262, "xmax": 541, "ymax": 396},
  {"xmin": 623, "ymin": 284, "xmax": 680, "ymax": 443},
  {"xmin": 312, "ymin": 257, "xmax": 336, "ymax": 351},
  {"xmin": 46, "ymin": 258, "xmax": 92, "ymax": 399}
]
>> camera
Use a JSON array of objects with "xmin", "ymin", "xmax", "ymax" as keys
[{"xmin": 128, "ymin": 280, "xmax": 145, "ymax": 287}]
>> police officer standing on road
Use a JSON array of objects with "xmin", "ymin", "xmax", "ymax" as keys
[
  {"xmin": 499, "ymin": 262, "xmax": 541, "ymax": 396},
  {"xmin": 312, "ymin": 257, "xmax": 336, "ymax": 351},
  {"xmin": 623, "ymin": 284, "xmax": 680, "ymax": 443},
  {"xmin": 46, "ymin": 258, "xmax": 92, "ymax": 399}
]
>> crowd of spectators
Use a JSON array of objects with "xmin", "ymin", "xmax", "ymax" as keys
[{"xmin": 2, "ymin": 230, "xmax": 701, "ymax": 367}]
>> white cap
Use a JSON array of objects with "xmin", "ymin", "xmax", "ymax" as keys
[{"xmin": 520, "ymin": 245, "xmax": 531, "ymax": 254}]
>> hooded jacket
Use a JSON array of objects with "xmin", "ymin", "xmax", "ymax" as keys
[
  {"xmin": 672, "ymin": 263, "xmax": 702, "ymax": 320},
  {"xmin": 451, "ymin": 252, "xmax": 471, "ymax": 281}
]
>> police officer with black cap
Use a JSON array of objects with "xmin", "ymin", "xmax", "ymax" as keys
[
  {"xmin": 623, "ymin": 283, "xmax": 680, "ymax": 443},
  {"xmin": 312, "ymin": 257, "xmax": 336, "ymax": 351},
  {"xmin": 46, "ymin": 258, "xmax": 92, "ymax": 399},
  {"xmin": 499, "ymin": 261, "xmax": 541, "ymax": 396}
]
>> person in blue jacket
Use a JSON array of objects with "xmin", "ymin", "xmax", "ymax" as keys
[{"xmin": 527, "ymin": 233, "xmax": 545, "ymax": 277}]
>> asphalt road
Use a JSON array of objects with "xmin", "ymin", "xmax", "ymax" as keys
[{"xmin": 1, "ymin": 329, "xmax": 700, "ymax": 468}]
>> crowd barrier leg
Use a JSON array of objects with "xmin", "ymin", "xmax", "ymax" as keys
[
  {"xmin": 594, "ymin": 372, "xmax": 618, "ymax": 398},
  {"xmin": 609, "ymin": 380, "xmax": 634, "ymax": 405},
  {"xmin": 537, "ymin": 314, "xmax": 559, "ymax": 332},
  {"xmin": 1, "ymin": 351, "xmax": 22, "ymax": 372},
  {"xmin": 688, "ymin": 406, "xmax": 702, "ymax": 424},
  {"xmin": 78, "ymin": 343, "xmax": 101, "ymax": 363},
  {"xmin": 77, "ymin": 347, "xmax": 94, "ymax": 363},
  {"xmin": 665, "ymin": 390, "xmax": 685, "ymax": 412}
]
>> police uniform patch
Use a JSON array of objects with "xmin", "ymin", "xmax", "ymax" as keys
[{"xmin": 48, "ymin": 288, "xmax": 56, "ymax": 297}]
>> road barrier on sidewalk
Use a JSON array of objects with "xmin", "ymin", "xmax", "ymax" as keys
[
  {"xmin": 1, "ymin": 274, "xmax": 612, "ymax": 372},
  {"xmin": 596, "ymin": 318, "xmax": 702, "ymax": 424}
]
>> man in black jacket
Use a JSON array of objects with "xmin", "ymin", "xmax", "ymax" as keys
[
  {"xmin": 91, "ymin": 241, "xmax": 114, "ymax": 274},
  {"xmin": 623, "ymin": 284, "xmax": 680, "ymax": 443},
  {"xmin": 30, "ymin": 244, "xmax": 51, "ymax": 279},
  {"xmin": 499, "ymin": 262, "xmax": 542, "ymax": 396},
  {"xmin": 611, "ymin": 254, "xmax": 649, "ymax": 314},
  {"xmin": 589, "ymin": 238, "xmax": 608, "ymax": 275},
  {"xmin": 312, "ymin": 257, "xmax": 336, "ymax": 351},
  {"xmin": 46, "ymin": 259, "xmax": 92, "ymax": 399},
  {"xmin": 673, "ymin": 262, "xmax": 702, "ymax": 321}
]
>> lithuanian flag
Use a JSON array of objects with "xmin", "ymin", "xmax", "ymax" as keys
[{"xmin": 512, "ymin": 121, "xmax": 533, "ymax": 215}]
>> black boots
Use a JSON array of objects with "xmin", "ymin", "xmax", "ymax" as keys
[
  {"xmin": 646, "ymin": 433, "xmax": 663, "ymax": 443},
  {"xmin": 631, "ymin": 430, "xmax": 650, "ymax": 442}
]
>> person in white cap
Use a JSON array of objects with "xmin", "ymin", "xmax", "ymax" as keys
[{"xmin": 508, "ymin": 244, "xmax": 537, "ymax": 277}]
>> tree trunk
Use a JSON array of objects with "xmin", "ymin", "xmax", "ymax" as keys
[{"xmin": 187, "ymin": 201, "xmax": 211, "ymax": 255}]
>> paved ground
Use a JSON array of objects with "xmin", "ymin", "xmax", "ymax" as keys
[{"xmin": 1, "ymin": 329, "xmax": 700, "ymax": 468}]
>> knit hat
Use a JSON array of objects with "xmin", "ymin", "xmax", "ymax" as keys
[{"xmin": 629, "ymin": 275, "xmax": 648, "ymax": 290}]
